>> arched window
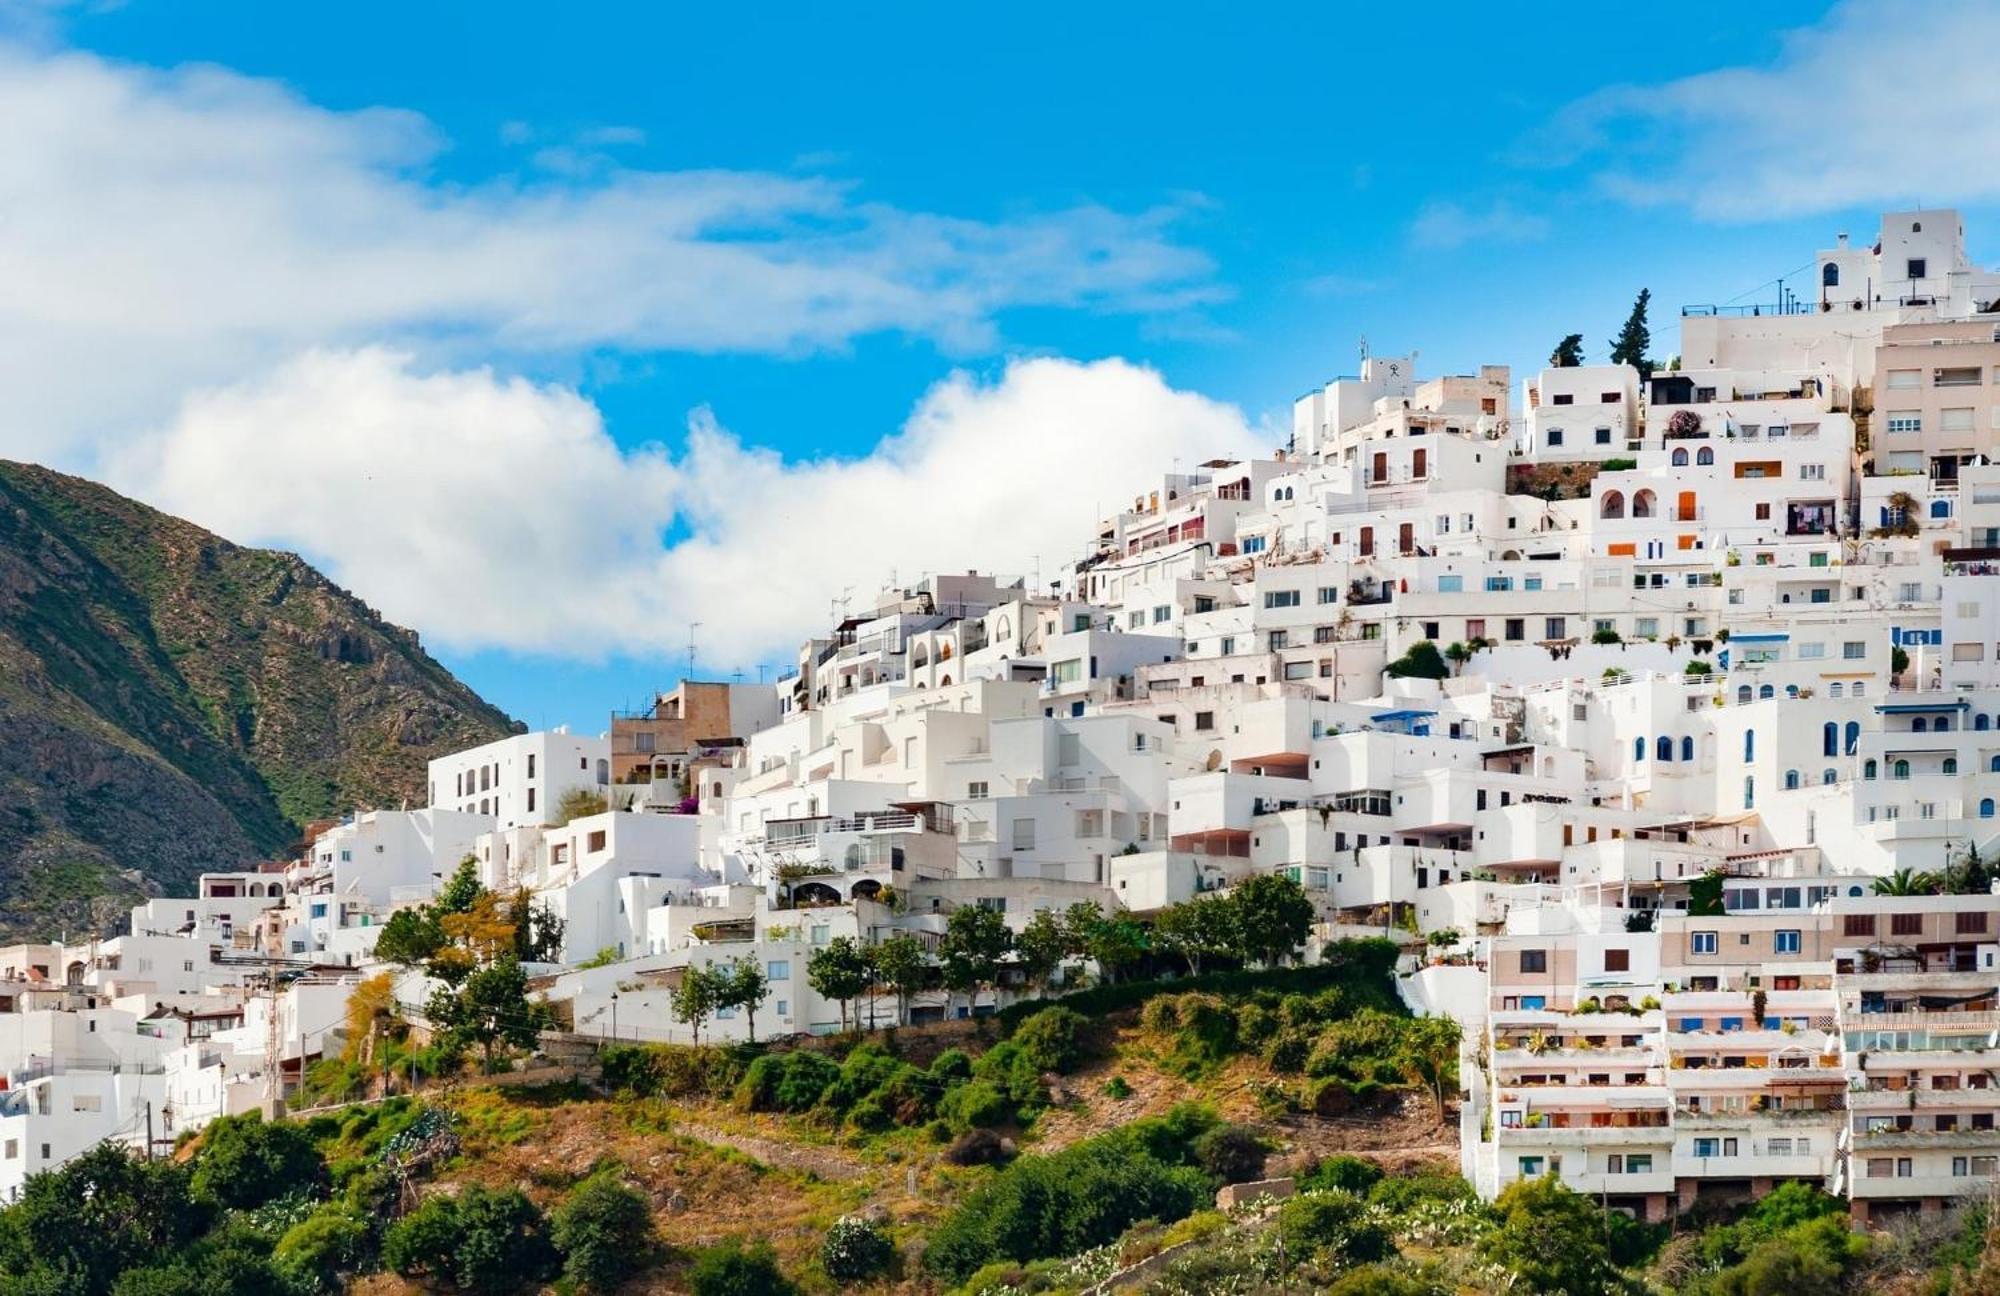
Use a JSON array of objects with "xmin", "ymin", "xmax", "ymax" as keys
[
  {"xmin": 1787, "ymin": 685, "xmax": 1799, "ymax": 698},
  {"xmin": 1845, "ymin": 722, "xmax": 1860, "ymax": 755},
  {"xmin": 911, "ymin": 642, "xmax": 930, "ymax": 668},
  {"xmin": 1979, "ymin": 714, "xmax": 1992, "ymax": 732},
  {"xmin": 938, "ymin": 641, "xmax": 954, "ymax": 661},
  {"xmin": 1893, "ymin": 759, "xmax": 1911, "ymax": 779},
  {"xmin": 1759, "ymin": 684, "xmax": 1774, "ymax": 699},
  {"xmin": 1823, "ymin": 263, "xmax": 1839, "ymax": 287},
  {"xmin": 994, "ymin": 616, "xmax": 1012, "ymax": 642},
  {"xmin": 1671, "ymin": 447, "xmax": 1689, "ymax": 467},
  {"xmin": 1656, "ymin": 736, "xmax": 1673, "ymax": 762},
  {"xmin": 1983, "ymin": 798, "xmax": 1996, "ymax": 819},
  {"xmin": 1932, "ymin": 499, "xmax": 1952, "ymax": 519},
  {"xmin": 1822, "ymin": 721, "xmax": 1838, "ymax": 757},
  {"xmin": 1784, "ymin": 769, "xmax": 1800, "ymax": 790},
  {"xmin": 1830, "ymin": 682, "xmax": 1844, "ymax": 698},
  {"xmin": 1634, "ymin": 736, "xmax": 1646, "ymax": 762},
  {"xmin": 1681, "ymin": 736, "xmax": 1694, "ymax": 762},
  {"xmin": 1944, "ymin": 757, "xmax": 1959, "ymax": 775},
  {"xmin": 1853, "ymin": 681, "xmax": 1866, "ymax": 698},
  {"xmin": 1991, "ymin": 754, "xmax": 2000, "ymax": 773},
  {"xmin": 1744, "ymin": 730, "xmax": 1756, "ymax": 762},
  {"xmin": 1864, "ymin": 759, "xmax": 1878, "ymax": 780},
  {"xmin": 1601, "ymin": 490, "xmax": 1626, "ymax": 519},
  {"xmin": 1913, "ymin": 716, "xmax": 1928, "ymax": 733},
  {"xmin": 1697, "ymin": 446, "xmax": 1714, "ymax": 466},
  {"xmin": 1737, "ymin": 685, "xmax": 1753, "ymax": 704},
  {"xmin": 1823, "ymin": 769, "xmax": 1837, "ymax": 785},
  {"xmin": 1633, "ymin": 489, "xmax": 1657, "ymax": 518},
  {"xmin": 1850, "ymin": 885, "xmax": 1864, "ymax": 897}
]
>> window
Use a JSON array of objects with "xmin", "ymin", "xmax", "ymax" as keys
[
  {"xmin": 1959, "ymin": 911, "xmax": 1989, "ymax": 935},
  {"xmin": 1843, "ymin": 641, "xmax": 1866, "ymax": 660},
  {"xmin": 1193, "ymin": 711, "xmax": 1214, "ymax": 731},
  {"xmin": 1887, "ymin": 369, "xmax": 1920, "ymax": 390},
  {"xmin": 1887, "ymin": 414, "xmax": 1922, "ymax": 435},
  {"xmin": 1264, "ymin": 590, "xmax": 1300, "ymax": 609},
  {"xmin": 967, "ymin": 781, "xmax": 989, "ymax": 800},
  {"xmin": 1692, "ymin": 931, "xmax": 1718, "ymax": 955},
  {"xmin": 767, "ymin": 960, "xmax": 790, "ymax": 980},
  {"xmin": 1908, "ymin": 257, "xmax": 1928, "ymax": 280},
  {"xmin": 1011, "ymin": 819, "xmax": 1036, "ymax": 851},
  {"xmin": 1318, "ymin": 586, "xmax": 1338, "ymax": 604},
  {"xmin": 1520, "ymin": 949, "xmax": 1548, "ymax": 974},
  {"xmin": 587, "ymin": 830, "xmax": 607, "ymax": 852},
  {"xmin": 1844, "ymin": 915, "xmax": 1876, "ymax": 937},
  {"xmin": 1547, "ymin": 428, "xmax": 1563, "ymax": 447},
  {"xmin": 1604, "ymin": 948, "xmax": 1630, "ymax": 973}
]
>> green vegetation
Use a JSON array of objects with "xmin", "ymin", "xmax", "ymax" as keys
[
  {"xmin": 1550, "ymin": 332, "xmax": 1585, "ymax": 367},
  {"xmin": 1611, "ymin": 286, "xmax": 1655, "ymax": 379},
  {"xmin": 1386, "ymin": 639, "xmax": 1450, "ymax": 680}
]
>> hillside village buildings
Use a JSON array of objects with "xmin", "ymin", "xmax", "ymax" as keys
[{"xmin": 9, "ymin": 209, "xmax": 2000, "ymax": 1221}]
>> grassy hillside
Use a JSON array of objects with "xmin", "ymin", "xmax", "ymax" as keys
[
  {"xmin": 3, "ymin": 950, "xmax": 1993, "ymax": 1294},
  {"xmin": 0, "ymin": 460, "xmax": 516, "ymax": 937}
]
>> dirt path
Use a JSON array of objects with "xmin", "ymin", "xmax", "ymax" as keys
[{"xmin": 676, "ymin": 1120, "xmax": 869, "ymax": 1182}]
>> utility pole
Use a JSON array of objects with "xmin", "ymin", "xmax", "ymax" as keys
[
  {"xmin": 687, "ymin": 623, "xmax": 701, "ymax": 683},
  {"xmin": 144, "ymin": 1100, "xmax": 154, "ymax": 1161},
  {"xmin": 263, "ymin": 970, "xmax": 281, "ymax": 1118}
]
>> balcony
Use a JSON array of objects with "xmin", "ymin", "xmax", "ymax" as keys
[{"xmin": 1850, "ymin": 1172, "xmax": 1991, "ymax": 1199}]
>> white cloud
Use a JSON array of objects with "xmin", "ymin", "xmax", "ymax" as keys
[
  {"xmin": 1408, "ymin": 200, "xmax": 1549, "ymax": 251},
  {"xmin": 1546, "ymin": 0, "xmax": 2000, "ymax": 220},
  {"xmin": 130, "ymin": 350, "xmax": 1264, "ymax": 667},
  {"xmin": 0, "ymin": 41, "xmax": 1219, "ymax": 468}
]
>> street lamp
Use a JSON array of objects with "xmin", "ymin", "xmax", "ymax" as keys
[{"xmin": 610, "ymin": 991, "xmax": 619, "ymax": 1042}]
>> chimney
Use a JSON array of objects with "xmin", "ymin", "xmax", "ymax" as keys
[{"xmin": 1837, "ymin": 232, "xmax": 1849, "ymax": 249}]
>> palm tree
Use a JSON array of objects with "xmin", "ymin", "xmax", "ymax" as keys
[
  {"xmin": 1444, "ymin": 641, "xmax": 1473, "ymax": 675},
  {"xmin": 1872, "ymin": 867, "xmax": 1941, "ymax": 897}
]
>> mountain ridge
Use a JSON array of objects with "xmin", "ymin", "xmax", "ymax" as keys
[{"xmin": 0, "ymin": 459, "xmax": 518, "ymax": 938}]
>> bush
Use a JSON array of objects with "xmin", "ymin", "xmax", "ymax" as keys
[
  {"xmin": 1300, "ymin": 1155, "xmax": 1382, "ymax": 1196},
  {"xmin": 1367, "ymin": 1171, "xmax": 1474, "ymax": 1215},
  {"xmin": 737, "ymin": 1051, "xmax": 839, "ymax": 1113},
  {"xmin": 996, "ymin": 940, "xmax": 1402, "ymax": 1030},
  {"xmin": 191, "ymin": 1112, "xmax": 328, "ymax": 1210},
  {"xmin": 1011, "ymin": 1006, "xmax": 1087, "ymax": 1074},
  {"xmin": 551, "ymin": 1172, "xmax": 653, "ymax": 1292},
  {"xmin": 922, "ymin": 1107, "xmax": 1217, "ymax": 1281},
  {"xmin": 1277, "ymin": 1191, "xmax": 1393, "ymax": 1264},
  {"xmin": 1193, "ymin": 1124, "xmax": 1267, "ymax": 1184},
  {"xmin": 598, "ymin": 1043, "xmax": 745, "ymax": 1100},
  {"xmin": 689, "ymin": 1238, "xmax": 793, "ymax": 1296},
  {"xmin": 928, "ymin": 1049, "xmax": 974, "ymax": 1083},
  {"xmin": 819, "ymin": 1216, "xmax": 895, "ymax": 1283},
  {"xmin": 384, "ymin": 1185, "xmax": 556, "ymax": 1293},
  {"xmin": 274, "ymin": 1203, "xmax": 375, "ymax": 1292},
  {"xmin": 941, "ymin": 1079, "xmax": 1011, "ymax": 1131}
]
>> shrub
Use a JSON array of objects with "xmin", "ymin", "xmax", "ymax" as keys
[
  {"xmin": 928, "ymin": 1049, "xmax": 974, "ymax": 1083},
  {"xmin": 689, "ymin": 1238, "xmax": 793, "ymax": 1296},
  {"xmin": 598, "ymin": 1043, "xmax": 745, "ymax": 1100},
  {"xmin": 1301, "ymin": 1155, "xmax": 1382, "ymax": 1196},
  {"xmin": 1368, "ymin": 1172, "xmax": 1475, "ymax": 1215},
  {"xmin": 1322, "ymin": 1265, "xmax": 1435, "ymax": 1296},
  {"xmin": 819, "ymin": 1217, "xmax": 895, "ymax": 1283},
  {"xmin": 738, "ymin": 1051, "xmax": 839, "ymax": 1113},
  {"xmin": 274, "ymin": 1203, "xmax": 374, "ymax": 1292},
  {"xmin": 941, "ymin": 1079, "xmax": 1011, "ymax": 1131},
  {"xmin": 1103, "ymin": 1075, "xmax": 1132, "ymax": 1099},
  {"xmin": 1276, "ymin": 1191, "xmax": 1393, "ymax": 1264},
  {"xmin": 191, "ymin": 1112, "xmax": 328, "ymax": 1210},
  {"xmin": 551, "ymin": 1172, "xmax": 653, "ymax": 1292},
  {"xmin": 384, "ymin": 1185, "xmax": 556, "ymax": 1293},
  {"xmin": 1140, "ymin": 994, "xmax": 1184, "ymax": 1033},
  {"xmin": 1011, "ymin": 1006, "xmax": 1087, "ymax": 1074},
  {"xmin": 1193, "ymin": 1124, "xmax": 1267, "ymax": 1184},
  {"xmin": 922, "ymin": 1108, "xmax": 1216, "ymax": 1281}
]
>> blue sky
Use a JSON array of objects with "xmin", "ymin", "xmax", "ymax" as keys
[{"xmin": 8, "ymin": 0, "xmax": 1999, "ymax": 732}]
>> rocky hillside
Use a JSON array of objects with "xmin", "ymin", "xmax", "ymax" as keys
[{"xmin": 0, "ymin": 460, "xmax": 517, "ymax": 938}]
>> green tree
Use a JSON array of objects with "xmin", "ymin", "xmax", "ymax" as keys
[
  {"xmin": 1397, "ymin": 1015, "xmax": 1463, "ymax": 1123},
  {"xmin": 1609, "ymin": 287, "xmax": 1654, "ymax": 379},
  {"xmin": 870, "ymin": 934, "xmax": 929, "ymax": 1026},
  {"xmin": 1688, "ymin": 867, "xmax": 1728, "ymax": 917},
  {"xmin": 428, "ymin": 956, "xmax": 549, "ymax": 1069},
  {"xmin": 374, "ymin": 906, "xmax": 445, "ymax": 967},
  {"xmin": 384, "ymin": 1184, "xmax": 555, "ymax": 1294},
  {"xmin": 672, "ymin": 963, "xmax": 724, "ymax": 1043},
  {"xmin": 1443, "ymin": 640, "xmax": 1475, "ymax": 674},
  {"xmin": 1873, "ymin": 866, "xmax": 1941, "ymax": 896},
  {"xmin": 1154, "ymin": 894, "xmax": 1238, "ymax": 975},
  {"xmin": 689, "ymin": 1238, "xmax": 794, "ymax": 1296},
  {"xmin": 1550, "ymin": 333, "xmax": 1585, "ymax": 367},
  {"xmin": 1231, "ymin": 874, "xmax": 1316, "ymax": 967},
  {"xmin": 806, "ymin": 937, "xmax": 871, "ymax": 1031},
  {"xmin": 818, "ymin": 1217, "xmax": 894, "ymax": 1283},
  {"xmin": 1013, "ymin": 909, "xmax": 1069, "ymax": 991},
  {"xmin": 1481, "ymin": 1174, "xmax": 1617, "ymax": 1296},
  {"xmin": 437, "ymin": 856, "xmax": 484, "ymax": 914},
  {"xmin": 551, "ymin": 1171, "xmax": 654, "ymax": 1293},
  {"xmin": 0, "ymin": 1143, "xmax": 202, "ymax": 1295},
  {"xmin": 1386, "ymin": 641, "xmax": 1449, "ymax": 680},
  {"xmin": 189, "ymin": 1111, "xmax": 327, "ymax": 1210},
  {"xmin": 723, "ymin": 956, "xmax": 770, "ymax": 1043},
  {"xmin": 938, "ymin": 904, "xmax": 1013, "ymax": 1002}
]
